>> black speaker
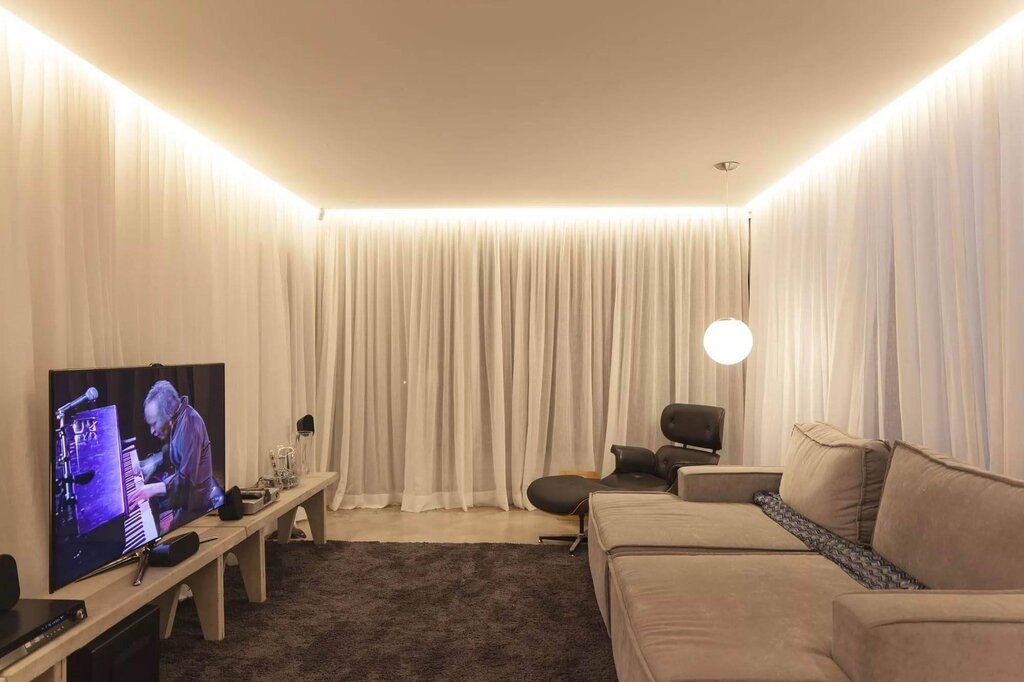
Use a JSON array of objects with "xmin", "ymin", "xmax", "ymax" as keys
[
  {"xmin": 149, "ymin": 532, "xmax": 200, "ymax": 567},
  {"xmin": 218, "ymin": 485, "xmax": 244, "ymax": 520},
  {"xmin": 297, "ymin": 414, "xmax": 314, "ymax": 435},
  {"xmin": 0, "ymin": 555, "xmax": 19, "ymax": 611},
  {"xmin": 68, "ymin": 604, "xmax": 159, "ymax": 682}
]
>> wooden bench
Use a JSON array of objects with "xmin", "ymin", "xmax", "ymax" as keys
[{"xmin": 2, "ymin": 472, "xmax": 338, "ymax": 682}]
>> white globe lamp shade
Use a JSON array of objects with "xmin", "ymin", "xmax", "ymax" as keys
[{"xmin": 703, "ymin": 318, "xmax": 753, "ymax": 365}]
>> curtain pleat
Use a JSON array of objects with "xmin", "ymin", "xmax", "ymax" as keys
[
  {"xmin": 745, "ymin": 23, "xmax": 1024, "ymax": 477},
  {"xmin": 316, "ymin": 210, "xmax": 748, "ymax": 511},
  {"xmin": 0, "ymin": 15, "xmax": 317, "ymax": 595}
]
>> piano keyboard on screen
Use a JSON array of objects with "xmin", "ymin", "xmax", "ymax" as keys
[{"xmin": 122, "ymin": 443, "xmax": 159, "ymax": 552}]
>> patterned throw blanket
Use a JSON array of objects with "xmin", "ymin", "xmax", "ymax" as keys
[{"xmin": 753, "ymin": 491, "xmax": 927, "ymax": 590}]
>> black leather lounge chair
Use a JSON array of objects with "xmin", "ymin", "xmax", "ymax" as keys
[{"xmin": 526, "ymin": 403, "xmax": 725, "ymax": 554}]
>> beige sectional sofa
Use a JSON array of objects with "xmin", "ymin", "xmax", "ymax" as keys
[{"xmin": 589, "ymin": 422, "xmax": 1024, "ymax": 681}]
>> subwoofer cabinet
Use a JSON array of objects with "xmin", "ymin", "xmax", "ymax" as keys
[{"xmin": 67, "ymin": 604, "xmax": 159, "ymax": 682}]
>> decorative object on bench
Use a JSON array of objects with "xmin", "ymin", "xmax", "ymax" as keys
[
  {"xmin": 268, "ymin": 446, "xmax": 300, "ymax": 489},
  {"xmin": 526, "ymin": 403, "xmax": 725, "ymax": 554}
]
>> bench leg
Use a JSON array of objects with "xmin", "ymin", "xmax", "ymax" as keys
[
  {"xmin": 234, "ymin": 530, "xmax": 267, "ymax": 603},
  {"xmin": 154, "ymin": 584, "xmax": 184, "ymax": 639},
  {"xmin": 299, "ymin": 489, "xmax": 327, "ymax": 545},
  {"xmin": 277, "ymin": 507, "xmax": 300, "ymax": 545},
  {"xmin": 190, "ymin": 556, "xmax": 225, "ymax": 641}
]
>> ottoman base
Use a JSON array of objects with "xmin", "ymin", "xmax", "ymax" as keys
[
  {"xmin": 527, "ymin": 474, "xmax": 612, "ymax": 555},
  {"xmin": 539, "ymin": 512, "xmax": 588, "ymax": 555}
]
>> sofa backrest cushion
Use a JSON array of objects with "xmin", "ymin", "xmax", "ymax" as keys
[
  {"xmin": 873, "ymin": 441, "xmax": 1024, "ymax": 589},
  {"xmin": 779, "ymin": 422, "xmax": 891, "ymax": 545}
]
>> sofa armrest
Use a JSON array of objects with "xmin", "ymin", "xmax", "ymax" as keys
[
  {"xmin": 677, "ymin": 466, "xmax": 784, "ymax": 502},
  {"xmin": 833, "ymin": 591, "xmax": 1024, "ymax": 682},
  {"xmin": 609, "ymin": 445, "xmax": 657, "ymax": 475}
]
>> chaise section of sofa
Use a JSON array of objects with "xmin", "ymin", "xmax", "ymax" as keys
[
  {"xmin": 601, "ymin": 435, "xmax": 1024, "ymax": 682},
  {"xmin": 832, "ymin": 591, "xmax": 1024, "ymax": 682},
  {"xmin": 587, "ymin": 485, "xmax": 810, "ymax": 630},
  {"xmin": 609, "ymin": 553, "xmax": 863, "ymax": 682}
]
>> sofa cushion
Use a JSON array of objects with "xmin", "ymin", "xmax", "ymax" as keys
[
  {"xmin": 872, "ymin": 441, "xmax": 1024, "ymax": 590},
  {"xmin": 779, "ymin": 422, "xmax": 891, "ymax": 545},
  {"xmin": 588, "ymin": 492, "xmax": 810, "ymax": 631},
  {"xmin": 608, "ymin": 554, "xmax": 863, "ymax": 681},
  {"xmin": 590, "ymin": 492, "xmax": 810, "ymax": 554}
]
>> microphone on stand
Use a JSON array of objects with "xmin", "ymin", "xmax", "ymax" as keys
[{"xmin": 56, "ymin": 387, "xmax": 99, "ymax": 418}]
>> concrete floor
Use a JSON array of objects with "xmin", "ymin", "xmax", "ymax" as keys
[{"xmin": 296, "ymin": 506, "xmax": 579, "ymax": 544}]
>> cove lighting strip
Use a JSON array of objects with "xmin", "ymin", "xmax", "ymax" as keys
[
  {"xmin": 748, "ymin": 9, "xmax": 1024, "ymax": 210},
  {"xmin": 0, "ymin": 7, "xmax": 315, "ymax": 213},
  {"xmin": 323, "ymin": 206, "xmax": 730, "ymax": 220},
  {"xmin": 7, "ymin": 6, "xmax": 1024, "ymax": 216}
]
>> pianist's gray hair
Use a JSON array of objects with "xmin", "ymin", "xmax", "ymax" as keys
[{"xmin": 144, "ymin": 380, "xmax": 180, "ymax": 423}]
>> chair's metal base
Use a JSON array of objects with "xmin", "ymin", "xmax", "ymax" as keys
[{"xmin": 538, "ymin": 513, "xmax": 588, "ymax": 555}]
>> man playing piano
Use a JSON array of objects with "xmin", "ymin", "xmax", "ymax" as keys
[{"xmin": 128, "ymin": 380, "xmax": 225, "ymax": 533}]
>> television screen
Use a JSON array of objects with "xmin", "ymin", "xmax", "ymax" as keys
[{"xmin": 49, "ymin": 363, "xmax": 226, "ymax": 592}]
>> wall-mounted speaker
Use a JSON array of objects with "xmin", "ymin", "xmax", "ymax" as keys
[
  {"xmin": 149, "ymin": 532, "xmax": 200, "ymax": 567},
  {"xmin": 0, "ymin": 555, "xmax": 19, "ymax": 611},
  {"xmin": 218, "ymin": 486, "xmax": 244, "ymax": 520}
]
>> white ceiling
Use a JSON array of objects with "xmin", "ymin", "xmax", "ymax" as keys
[{"xmin": 4, "ymin": 0, "xmax": 1023, "ymax": 207}]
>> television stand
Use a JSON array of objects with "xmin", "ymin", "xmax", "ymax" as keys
[
  {"xmin": 4, "ymin": 474, "xmax": 338, "ymax": 682},
  {"xmin": 3, "ymin": 527, "xmax": 243, "ymax": 682}
]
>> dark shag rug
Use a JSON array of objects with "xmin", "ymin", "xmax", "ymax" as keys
[{"xmin": 160, "ymin": 541, "xmax": 616, "ymax": 681}]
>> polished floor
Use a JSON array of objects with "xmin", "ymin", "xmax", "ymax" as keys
[{"xmin": 296, "ymin": 506, "xmax": 579, "ymax": 544}]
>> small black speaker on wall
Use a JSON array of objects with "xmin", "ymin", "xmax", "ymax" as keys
[
  {"xmin": 0, "ymin": 555, "xmax": 19, "ymax": 611},
  {"xmin": 149, "ymin": 532, "xmax": 200, "ymax": 568},
  {"xmin": 218, "ymin": 485, "xmax": 244, "ymax": 520}
]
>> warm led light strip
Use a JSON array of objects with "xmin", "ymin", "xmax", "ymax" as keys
[
  {"xmin": 324, "ymin": 206, "xmax": 730, "ymax": 220},
  {"xmin": 2, "ymin": 5, "xmax": 728, "ymax": 220},
  {"xmin": 0, "ymin": 7, "xmax": 315, "ymax": 213},
  {"xmin": 747, "ymin": 9, "xmax": 1024, "ymax": 210},
  {"xmin": 9, "ymin": 5, "xmax": 1023, "ymax": 218}
]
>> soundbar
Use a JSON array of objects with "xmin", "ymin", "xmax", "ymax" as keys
[{"xmin": 0, "ymin": 598, "xmax": 87, "ymax": 671}]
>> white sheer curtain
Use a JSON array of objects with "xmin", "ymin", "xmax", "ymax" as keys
[
  {"xmin": 744, "ymin": 15, "xmax": 1024, "ymax": 478},
  {"xmin": 316, "ymin": 209, "xmax": 748, "ymax": 511},
  {"xmin": 0, "ymin": 12, "xmax": 317, "ymax": 595}
]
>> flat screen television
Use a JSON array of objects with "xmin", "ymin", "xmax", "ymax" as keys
[{"xmin": 49, "ymin": 363, "xmax": 226, "ymax": 592}]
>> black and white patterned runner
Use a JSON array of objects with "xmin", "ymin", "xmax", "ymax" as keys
[{"xmin": 753, "ymin": 491, "xmax": 927, "ymax": 590}]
